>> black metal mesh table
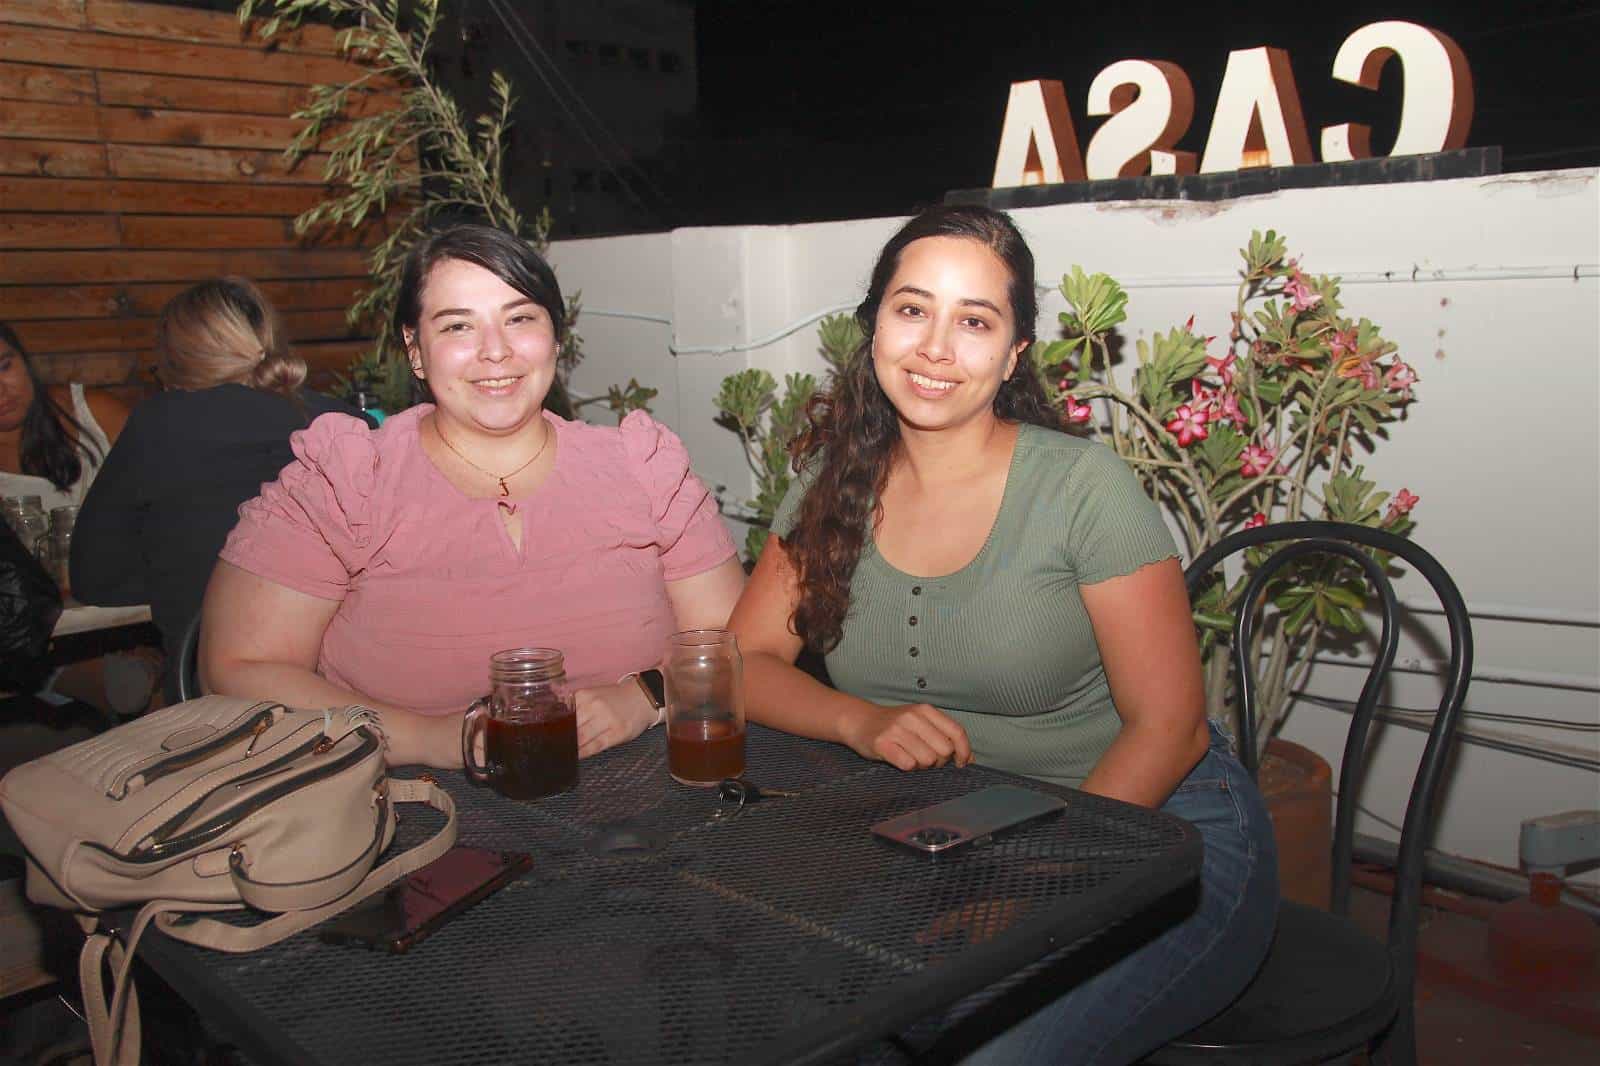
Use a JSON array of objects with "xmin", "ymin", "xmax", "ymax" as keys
[{"xmin": 131, "ymin": 725, "xmax": 1199, "ymax": 1066}]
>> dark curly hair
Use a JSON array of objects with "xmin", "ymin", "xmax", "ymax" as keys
[
  {"xmin": 784, "ymin": 204, "xmax": 1061, "ymax": 653},
  {"xmin": 0, "ymin": 320, "xmax": 103, "ymax": 492}
]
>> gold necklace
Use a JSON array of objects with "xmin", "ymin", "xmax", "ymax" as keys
[{"xmin": 432, "ymin": 418, "xmax": 550, "ymax": 497}]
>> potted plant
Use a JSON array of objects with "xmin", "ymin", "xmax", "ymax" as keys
[{"xmin": 1035, "ymin": 231, "xmax": 1422, "ymax": 905}]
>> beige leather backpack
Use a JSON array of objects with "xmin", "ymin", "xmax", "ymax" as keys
[{"xmin": 0, "ymin": 695, "xmax": 458, "ymax": 1066}]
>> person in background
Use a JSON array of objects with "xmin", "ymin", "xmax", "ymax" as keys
[
  {"xmin": 201, "ymin": 223, "xmax": 744, "ymax": 767},
  {"xmin": 728, "ymin": 204, "xmax": 1278, "ymax": 1064},
  {"xmin": 0, "ymin": 321, "xmax": 125, "ymax": 509},
  {"xmin": 0, "ymin": 321, "xmax": 151, "ymax": 714},
  {"xmin": 70, "ymin": 278, "xmax": 365, "ymax": 690}
]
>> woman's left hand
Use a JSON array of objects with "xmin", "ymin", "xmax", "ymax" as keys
[{"xmin": 574, "ymin": 681, "xmax": 658, "ymax": 758}]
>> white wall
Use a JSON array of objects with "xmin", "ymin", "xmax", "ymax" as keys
[{"xmin": 549, "ymin": 169, "xmax": 1600, "ymax": 880}]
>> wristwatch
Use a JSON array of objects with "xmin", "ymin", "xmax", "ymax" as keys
[{"xmin": 626, "ymin": 668, "xmax": 666, "ymax": 726}]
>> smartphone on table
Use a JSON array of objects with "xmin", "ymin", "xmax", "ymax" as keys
[
  {"xmin": 872, "ymin": 785, "xmax": 1067, "ymax": 857},
  {"xmin": 318, "ymin": 846, "xmax": 532, "ymax": 953}
]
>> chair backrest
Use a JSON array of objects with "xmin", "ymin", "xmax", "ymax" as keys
[
  {"xmin": 173, "ymin": 610, "xmax": 202, "ymax": 703},
  {"xmin": 1183, "ymin": 521, "xmax": 1472, "ymax": 985}
]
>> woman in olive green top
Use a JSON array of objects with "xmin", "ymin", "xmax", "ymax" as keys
[{"xmin": 728, "ymin": 205, "xmax": 1277, "ymax": 1064}]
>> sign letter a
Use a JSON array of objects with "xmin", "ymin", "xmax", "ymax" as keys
[
  {"xmin": 1200, "ymin": 47, "xmax": 1313, "ymax": 173},
  {"xmin": 992, "ymin": 80, "xmax": 1085, "ymax": 188}
]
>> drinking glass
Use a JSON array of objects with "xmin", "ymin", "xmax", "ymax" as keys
[
  {"xmin": 664, "ymin": 629, "xmax": 746, "ymax": 786},
  {"xmin": 462, "ymin": 648, "xmax": 578, "ymax": 800}
]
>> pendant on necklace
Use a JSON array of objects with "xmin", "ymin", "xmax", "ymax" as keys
[{"xmin": 498, "ymin": 478, "xmax": 511, "ymax": 497}]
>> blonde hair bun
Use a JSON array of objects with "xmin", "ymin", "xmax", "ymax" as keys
[{"xmin": 156, "ymin": 277, "xmax": 307, "ymax": 396}]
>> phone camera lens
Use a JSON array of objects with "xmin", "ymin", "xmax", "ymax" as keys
[{"xmin": 911, "ymin": 826, "xmax": 960, "ymax": 847}]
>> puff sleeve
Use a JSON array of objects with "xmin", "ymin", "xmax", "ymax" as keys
[
  {"xmin": 618, "ymin": 411, "xmax": 736, "ymax": 581},
  {"xmin": 217, "ymin": 413, "xmax": 380, "ymax": 601}
]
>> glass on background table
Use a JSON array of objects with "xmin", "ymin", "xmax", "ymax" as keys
[{"xmin": 120, "ymin": 725, "xmax": 1200, "ymax": 1066}]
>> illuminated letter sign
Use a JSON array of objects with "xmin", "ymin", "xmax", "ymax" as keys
[
  {"xmin": 1200, "ymin": 46, "xmax": 1313, "ymax": 173},
  {"xmin": 1085, "ymin": 60, "xmax": 1197, "ymax": 179},
  {"xmin": 1321, "ymin": 21, "xmax": 1473, "ymax": 162},
  {"xmin": 992, "ymin": 79, "xmax": 1085, "ymax": 188},
  {"xmin": 991, "ymin": 21, "xmax": 1473, "ymax": 188}
]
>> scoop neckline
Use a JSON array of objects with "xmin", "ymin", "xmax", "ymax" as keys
[{"xmin": 865, "ymin": 423, "xmax": 1030, "ymax": 585}]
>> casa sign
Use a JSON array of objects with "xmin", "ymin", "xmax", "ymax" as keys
[{"xmin": 992, "ymin": 20, "xmax": 1473, "ymax": 187}]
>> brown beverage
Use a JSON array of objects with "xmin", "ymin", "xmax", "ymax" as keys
[
  {"xmin": 667, "ymin": 714, "xmax": 745, "ymax": 786},
  {"xmin": 484, "ymin": 711, "xmax": 577, "ymax": 800}
]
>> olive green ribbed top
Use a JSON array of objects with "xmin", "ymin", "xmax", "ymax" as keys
[{"xmin": 773, "ymin": 424, "xmax": 1178, "ymax": 787}]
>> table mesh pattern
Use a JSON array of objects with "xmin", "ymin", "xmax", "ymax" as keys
[{"xmin": 140, "ymin": 727, "xmax": 1194, "ymax": 1066}]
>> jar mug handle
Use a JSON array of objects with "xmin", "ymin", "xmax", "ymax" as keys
[{"xmin": 462, "ymin": 697, "xmax": 493, "ymax": 785}]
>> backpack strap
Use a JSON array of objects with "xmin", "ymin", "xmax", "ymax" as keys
[
  {"xmin": 160, "ymin": 777, "xmax": 457, "ymax": 953},
  {"xmin": 78, "ymin": 777, "xmax": 457, "ymax": 1065}
]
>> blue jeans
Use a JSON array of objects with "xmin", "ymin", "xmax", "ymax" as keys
[{"xmin": 951, "ymin": 722, "xmax": 1279, "ymax": 1066}]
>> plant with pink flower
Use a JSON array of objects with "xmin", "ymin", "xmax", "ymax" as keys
[
  {"xmin": 1239, "ymin": 441, "xmax": 1281, "ymax": 478},
  {"xmin": 1033, "ymin": 229, "xmax": 1425, "ymax": 759},
  {"xmin": 1060, "ymin": 394, "xmax": 1092, "ymax": 424}
]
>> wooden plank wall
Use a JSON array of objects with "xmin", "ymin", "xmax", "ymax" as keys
[{"xmin": 0, "ymin": 0, "xmax": 389, "ymax": 391}]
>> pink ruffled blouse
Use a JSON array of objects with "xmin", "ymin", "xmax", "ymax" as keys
[{"xmin": 219, "ymin": 406, "xmax": 736, "ymax": 715}]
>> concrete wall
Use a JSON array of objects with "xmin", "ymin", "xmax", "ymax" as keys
[{"xmin": 549, "ymin": 169, "xmax": 1600, "ymax": 880}]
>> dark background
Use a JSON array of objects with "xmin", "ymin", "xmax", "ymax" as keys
[
  {"xmin": 165, "ymin": 1, "xmax": 1600, "ymax": 235},
  {"xmin": 682, "ymin": 0, "xmax": 1599, "ymax": 228}
]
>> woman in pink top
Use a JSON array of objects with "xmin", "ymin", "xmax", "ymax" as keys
[{"xmin": 202, "ymin": 224, "xmax": 744, "ymax": 768}]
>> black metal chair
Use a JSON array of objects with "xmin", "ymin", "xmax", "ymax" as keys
[
  {"xmin": 171, "ymin": 610, "xmax": 202, "ymax": 703},
  {"xmin": 1149, "ymin": 521, "xmax": 1473, "ymax": 1066}
]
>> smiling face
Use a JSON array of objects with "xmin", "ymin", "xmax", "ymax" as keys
[
  {"xmin": 403, "ymin": 257, "xmax": 558, "ymax": 441},
  {"xmin": 871, "ymin": 236, "xmax": 1029, "ymax": 435},
  {"xmin": 0, "ymin": 337, "xmax": 37, "ymax": 436}
]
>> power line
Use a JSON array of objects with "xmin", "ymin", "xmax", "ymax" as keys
[{"xmin": 481, "ymin": 0, "xmax": 680, "ymax": 221}]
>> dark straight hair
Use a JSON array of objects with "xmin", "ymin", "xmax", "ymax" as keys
[
  {"xmin": 393, "ymin": 224, "xmax": 565, "ymax": 343},
  {"xmin": 0, "ymin": 320, "xmax": 103, "ymax": 492},
  {"xmin": 784, "ymin": 204, "xmax": 1060, "ymax": 653}
]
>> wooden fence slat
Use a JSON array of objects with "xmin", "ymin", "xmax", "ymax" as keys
[
  {"xmin": 17, "ymin": 308, "xmax": 368, "ymax": 356},
  {"xmin": 83, "ymin": 1, "xmax": 345, "ymax": 57},
  {"xmin": 0, "ymin": 26, "xmax": 375, "ymax": 89},
  {"xmin": 0, "ymin": 278, "xmax": 369, "ymax": 321},
  {"xmin": 0, "ymin": 213, "xmax": 119, "ymax": 249},
  {"xmin": 0, "ymin": 0, "xmax": 86, "ymax": 31},
  {"xmin": 95, "ymin": 71, "xmax": 310, "ymax": 116},
  {"xmin": 295, "ymin": 339, "xmax": 373, "ymax": 376},
  {"xmin": 98, "ymin": 107, "xmax": 307, "ymax": 151},
  {"xmin": 0, "ymin": 100, "xmax": 101, "ymax": 141},
  {"xmin": 0, "ymin": 249, "xmax": 369, "ymax": 284},
  {"xmin": 107, "ymin": 143, "xmax": 332, "ymax": 184},
  {"xmin": 95, "ymin": 71, "xmax": 402, "ymax": 119},
  {"xmin": 9, "ymin": 316, "xmax": 145, "ymax": 354},
  {"xmin": 0, "ymin": 61, "xmax": 96, "ymax": 104},
  {"xmin": 0, "ymin": 138, "xmax": 109, "ymax": 177},
  {"xmin": 0, "ymin": 176, "xmax": 329, "ymax": 215},
  {"xmin": 34, "ymin": 351, "xmax": 140, "ymax": 388},
  {"xmin": 117, "ymin": 214, "xmax": 373, "ymax": 250}
]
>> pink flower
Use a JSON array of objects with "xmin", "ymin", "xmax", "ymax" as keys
[
  {"xmin": 1165, "ymin": 404, "xmax": 1209, "ymax": 447},
  {"xmin": 1239, "ymin": 441, "xmax": 1281, "ymax": 478},
  {"xmin": 1328, "ymin": 328, "xmax": 1359, "ymax": 360},
  {"xmin": 1205, "ymin": 352, "xmax": 1237, "ymax": 386},
  {"xmin": 1189, "ymin": 380, "xmax": 1218, "ymax": 418},
  {"xmin": 1243, "ymin": 512, "xmax": 1268, "ymax": 529},
  {"xmin": 1283, "ymin": 272, "xmax": 1322, "ymax": 313},
  {"xmin": 1061, "ymin": 394, "xmax": 1092, "ymax": 424},
  {"xmin": 1386, "ymin": 488, "xmax": 1420, "ymax": 522},
  {"xmin": 1213, "ymin": 389, "xmax": 1245, "ymax": 428},
  {"xmin": 1385, "ymin": 361, "xmax": 1418, "ymax": 401}
]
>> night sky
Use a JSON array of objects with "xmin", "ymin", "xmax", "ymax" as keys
[{"xmin": 684, "ymin": 0, "xmax": 1600, "ymax": 228}]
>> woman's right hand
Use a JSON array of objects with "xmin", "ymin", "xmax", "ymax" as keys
[{"xmin": 839, "ymin": 703, "xmax": 973, "ymax": 771}]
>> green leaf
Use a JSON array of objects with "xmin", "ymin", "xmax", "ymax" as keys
[{"xmin": 1059, "ymin": 266, "xmax": 1129, "ymax": 337}]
